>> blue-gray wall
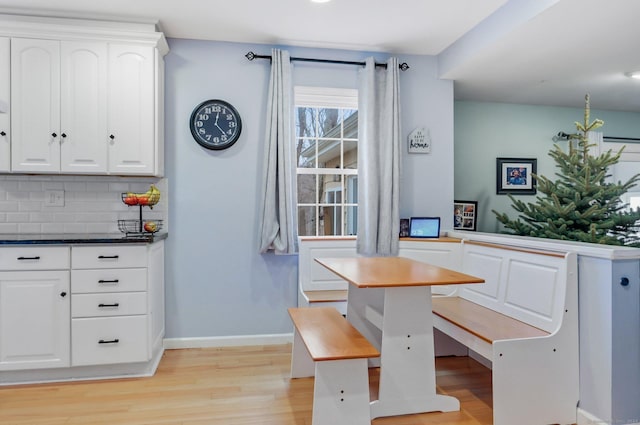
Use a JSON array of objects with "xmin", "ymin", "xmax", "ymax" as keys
[
  {"xmin": 164, "ymin": 39, "xmax": 454, "ymax": 339},
  {"xmin": 454, "ymin": 101, "xmax": 640, "ymax": 233}
]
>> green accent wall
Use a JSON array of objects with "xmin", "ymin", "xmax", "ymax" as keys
[{"xmin": 454, "ymin": 101, "xmax": 640, "ymax": 233}]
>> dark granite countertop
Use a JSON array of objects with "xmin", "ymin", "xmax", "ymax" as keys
[{"xmin": 0, "ymin": 232, "xmax": 168, "ymax": 245}]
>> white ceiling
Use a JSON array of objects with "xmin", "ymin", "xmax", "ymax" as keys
[{"xmin": 1, "ymin": 0, "xmax": 639, "ymax": 112}]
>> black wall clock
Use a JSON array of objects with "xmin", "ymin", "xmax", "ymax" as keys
[{"xmin": 189, "ymin": 99, "xmax": 242, "ymax": 150}]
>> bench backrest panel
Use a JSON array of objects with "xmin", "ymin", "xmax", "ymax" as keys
[
  {"xmin": 459, "ymin": 241, "xmax": 576, "ymax": 334},
  {"xmin": 299, "ymin": 239, "xmax": 357, "ymax": 292}
]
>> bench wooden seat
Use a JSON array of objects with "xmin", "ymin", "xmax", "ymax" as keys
[
  {"xmin": 288, "ymin": 307, "xmax": 379, "ymax": 361},
  {"xmin": 288, "ymin": 307, "xmax": 379, "ymax": 425},
  {"xmin": 304, "ymin": 289, "xmax": 348, "ymax": 304},
  {"xmin": 432, "ymin": 297, "xmax": 549, "ymax": 343}
]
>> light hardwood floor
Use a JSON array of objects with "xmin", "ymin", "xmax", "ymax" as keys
[{"xmin": 0, "ymin": 345, "xmax": 493, "ymax": 425}]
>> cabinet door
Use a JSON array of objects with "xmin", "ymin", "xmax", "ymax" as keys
[
  {"xmin": 108, "ymin": 44, "xmax": 155, "ymax": 175},
  {"xmin": 60, "ymin": 41, "xmax": 108, "ymax": 173},
  {"xmin": 0, "ymin": 37, "xmax": 9, "ymax": 172},
  {"xmin": 11, "ymin": 38, "xmax": 61, "ymax": 173},
  {"xmin": 0, "ymin": 270, "xmax": 70, "ymax": 371}
]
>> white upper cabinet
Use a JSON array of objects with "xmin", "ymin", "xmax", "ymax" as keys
[
  {"xmin": 11, "ymin": 38, "xmax": 61, "ymax": 173},
  {"xmin": 0, "ymin": 37, "xmax": 9, "ymax": 172},
  {"xmin": 60, "ymin": 41, "xmax": 108, "ymax": 174},
  {"xmin": 108, "ymin": 44, "xmax": 155, "ymax": 175},
  {"xmin": 2, "ymin": 14, "xmax": 167, "ymax": 176}
]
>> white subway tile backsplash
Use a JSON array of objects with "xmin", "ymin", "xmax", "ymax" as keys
[
  {"xmin": 0, "ymin": 175, "xmax": 168, "ymax": 234},
  {"xmin": 19, "ymin": 223, "xmax": 42, "ymax": 233},
  {"xmin": 7, "ymin": 213, "xmax": 30, "ymax": 222},
  {"xmin": 0, "ymin": 223, "xmax": 18, "ymax": 233}
]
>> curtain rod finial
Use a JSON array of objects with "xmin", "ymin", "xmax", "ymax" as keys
[
  {"xmin": 245, "ymin": 51, "xmax": 256, "ymax": 61},
  {"xmin": 399, "ymin": 62, "xmax": 410, "ymax": 71}
]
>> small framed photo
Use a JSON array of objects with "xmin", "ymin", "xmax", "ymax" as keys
[
  {"xmin": 496, "ymin": 157, "xmax": 537, "ymax": 195},
  {"xmin": 399, "ymin": 218, "xmax": 410, "ymax": 237},
  {"xmin": 454, "ymin": 200, "xmax": 478, "ymax": 231}
]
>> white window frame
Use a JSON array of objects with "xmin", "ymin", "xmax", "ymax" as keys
[{"xmin": 294, "ymin": 86, "xmax": 358, "ymax": 237}]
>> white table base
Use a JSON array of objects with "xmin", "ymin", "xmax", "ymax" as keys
[{"xmin": 348, "ymin": 285, "xmax": 460, "ymax": 419}]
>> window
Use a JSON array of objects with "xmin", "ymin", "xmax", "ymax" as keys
[{"xmin": 294, "ymin": 87, "xmax": 358, "ymax": 236}]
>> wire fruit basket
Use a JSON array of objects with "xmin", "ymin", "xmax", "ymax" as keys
[{"xmin": 118, "ymin": 219, "xmax": 163, "ymax": 235}]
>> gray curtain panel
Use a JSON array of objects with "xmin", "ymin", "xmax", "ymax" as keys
[
  {"xmin": 357, "ymin": 57, "xmax": 401, "ymax": 256},
  {"xmin": 258, "ymin": 49, "xmax": 298, "ymax": 254}
]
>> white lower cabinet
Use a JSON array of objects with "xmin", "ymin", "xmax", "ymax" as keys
[
  {"xmin": 71, "ymin": 244, "xmax": 150, "ymax": 367},
  {"xmin": 0, "ymin": 247, "xmax": 71, "ymax": 371},
  {"xmin": 0, "ymin": 240, "xmax": 165, "ymax": 383},
  {"xmin": 0, "ymin": 270, "xmax": 70, "ymax": 371},
  {"xmin": 72, "ymin": 316, "xmax": 147, "ymax": 366}
]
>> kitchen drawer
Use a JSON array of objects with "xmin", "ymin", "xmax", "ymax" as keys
[
  {"xmin": 0, "ymin": 246, "xmax": 70, "ymax": 271},
  {"xmin": 72, "ymin": 316, "xmax": 148, "ymax": 366},
  {"xmin": 72, "ymin": 245, "xmax": 147, "ymax": 269},
  {"xmin": 71, "ymin": 268, "xmax": 147, "ymax": 293},
  {"xmin": 72, "ymin": 292, "xmax": 147, "ymax": 318}
]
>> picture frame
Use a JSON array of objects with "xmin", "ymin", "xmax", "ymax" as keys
[
  {"xmin": 496, "ymin": 157, "xmax": 537, "ymax": 195},
  {"xmin": 399, "ymin": 218, "xmax": 410, "ymax": 237},
  {"xmin": 454, "ymin": 200, "xmax": 478, "ymax": 231}
]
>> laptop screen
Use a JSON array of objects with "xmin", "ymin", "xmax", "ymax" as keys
[{"xmin": 409, "ymin": 217, "xmax": 441, "ymax": 238}]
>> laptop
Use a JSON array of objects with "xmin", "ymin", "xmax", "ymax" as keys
[{"xmin": 409, "ymin": 217, "xmax": 441, "ymax": 238}]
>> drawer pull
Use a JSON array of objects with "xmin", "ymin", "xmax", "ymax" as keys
[
  {"xmin": 98, "ymin": 339, "xmax": 120, "ymax": 344},
  {"xmin": 17, "ymin": 256, "xmax": 41, "ymax": 260},
  {"xmin": 98, "ymin": 303, "xmax": 120, "ymax": 308},
  {"xmin": 98, "ymin": 279, "xmax": 120, "ymax": 284},
  {"xmin": 98, "ymin": 255, "xmax": 119, "ymax": 259}
]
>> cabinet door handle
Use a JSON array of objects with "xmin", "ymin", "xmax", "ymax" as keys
[
  {"xmin": 98, "ymin": 255, "xmax": 119, "ymax": 259},
  {"xmin": 0, "ymin": 131, "xmax": 5, "ymax": 136},
  {"xmin": 17, "ymin": 256, "xmax": 41, "ymax": 260},
  {"xmin": 98, "ymin": 303, "xmax": 120, "ymax": 308},
  {"xmin": 60, "ymin": 292, "xmax": 67, "ymax": 298},
  {"xmin": 98, "ymin": 339, "xmax": 120, "ymax": 344},
  {"xmin": 98, "ymin": 279, "xmax": 120, "ymax": 284},
  {"xmin": 61, "ymin": 133, "xmax": 67, "ymax": 138},
  {"xmin": 51, "ymin": 132, "xmax": 57, "ymax": 138},
  {"xmin": 109, "ymin": 134, "xmax": 115, "ymax": 140}
]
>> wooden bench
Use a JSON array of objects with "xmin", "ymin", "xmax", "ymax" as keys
[
  {"xmin": 288, "ymin": 307, "xmax": 380, "ymax": 425},
  {"xmin": 432, "ymin": 240, "xmax": 579, "ymax": 425}
]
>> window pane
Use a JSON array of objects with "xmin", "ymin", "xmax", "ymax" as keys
[
  {"xmin": 322, "ymin": 205, "xmax": 342, "ymax": 236},
  {"xmin": 296, "ymin": 107, "xmax": 317, "ymax": 138},
  {"xmin": 320, "ymin": 174, "xmax": 342, "ymax": 204},
  {"xmin": 297, "ymin": 138, "xmax": 316, "ymax": 168},
  {"xmin": 317, "ymin": 108, "xmax": 341, "ymax": 138},
  {"xmin": 319, "ymin": 140, "xmax": 341, "ymax": 168},
  {"xmin": 298, "ymin": 206, "xmax": 317, "ymax": 237},
  {"xmin": 344, "ymin": 140, "xmax": 357, "ymax": 169},
  {"xmin": 346, "ymin": 205, "xmax": 358, "ymax": 235},
  {"xmin": 342, "ymin": 109, "xmax": 358, "ymax": 138},
  {"xmin": 346, "ymin": 176, "xmax": 358, "ymax": 203},
  {"xmin": 297, "ymin": 174, "xmax": 317, "ymax": 204}
]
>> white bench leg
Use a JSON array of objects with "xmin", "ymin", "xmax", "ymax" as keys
[
  {"xmin": 290, "ymin": 328, "xmax": 315, "ymax": 378},
  {"xmin": 312, "ymin": 358, "xmax": 371, "ymax": 425}
]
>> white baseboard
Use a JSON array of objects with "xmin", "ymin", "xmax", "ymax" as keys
[
  {"xmin": 163, "ymin": 333, "xmax": 293, "ymax": 349},
  {"xmin": 577, "ymin": 407, "xmax": 640, "ymax": 425}
]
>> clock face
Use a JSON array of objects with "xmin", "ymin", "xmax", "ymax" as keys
[{"xmin": 189, "ymin": 99, "xmax": 242, "ymax": 150}]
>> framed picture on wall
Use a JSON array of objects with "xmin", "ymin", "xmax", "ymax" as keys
[
  {"xmin": 454, "ymin": 200, "xmax": 478, "ymax": 231},
  {"xmin": 496, "ymin": 157, "xmax": 537, "ymax": 195}
]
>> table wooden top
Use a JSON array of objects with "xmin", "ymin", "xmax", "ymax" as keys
[{"xmin": 315, "ymin": 257, "xmax": 485, "ymax": 288}]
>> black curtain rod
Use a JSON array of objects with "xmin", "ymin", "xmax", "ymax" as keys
[
  {"xmin": 245, "ymin": 51, "xmax": 409, "ymax": 71},
  {"xmin": 604, "ymin": 136, "xmax": 640, "ymax": 142}
]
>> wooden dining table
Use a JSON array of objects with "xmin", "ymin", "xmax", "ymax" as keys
[{"xmin": 315, "ymin": 256, "xmax": 484, "ymax": 420}]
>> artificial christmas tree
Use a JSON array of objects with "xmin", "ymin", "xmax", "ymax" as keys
[{"xmin": 493, "ymin": 95, "xmax": 640, "ymax": 246}]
